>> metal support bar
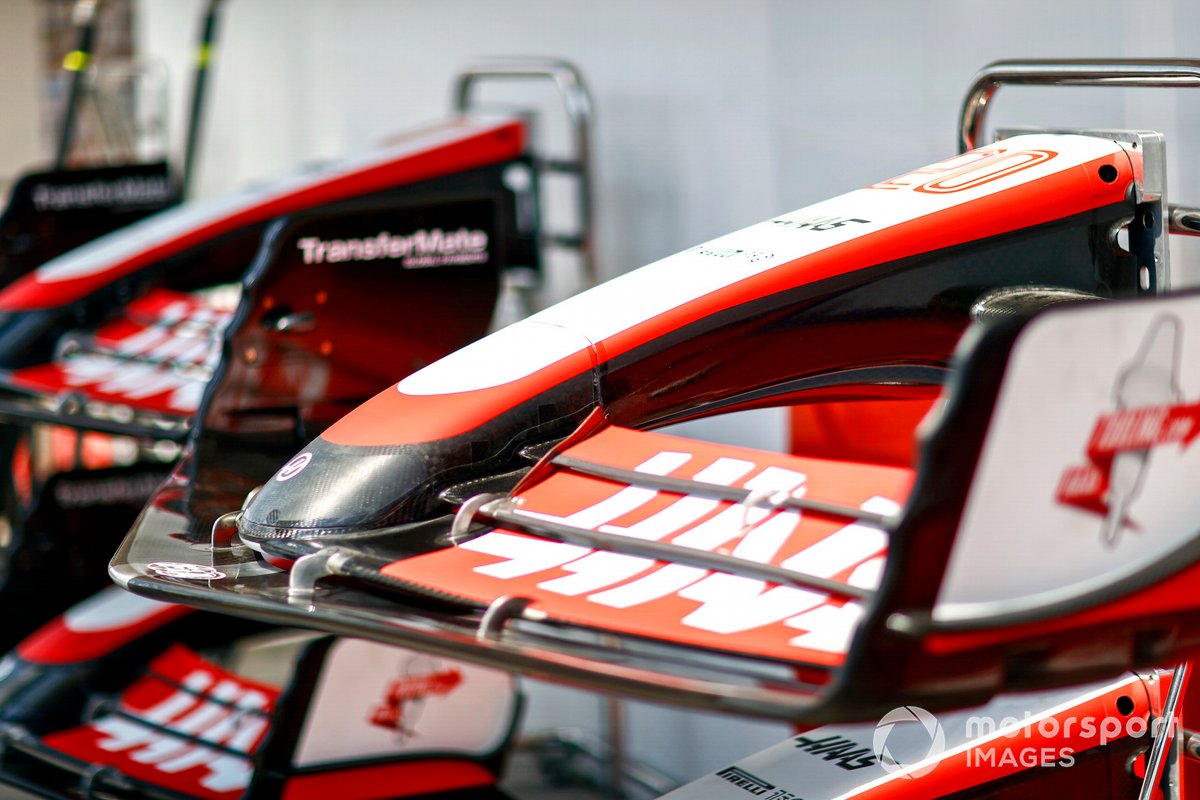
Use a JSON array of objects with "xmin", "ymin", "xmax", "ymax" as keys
[
  {"xmin": 959, "ymin": 59, "xmax": 1200, "ymax": 153},
  {"xmin": 477, "ymin": 595, "xmax": 540, "ymax": 640},
  {"xmin": 1139, "ymin": 662, "xmax": 1188, "ymax": 800},
  {"xmin": 543, "ymin": 233, "xmax": 586, "ymax": 250},
  {"xmin": 0, "ymin": 396, "xmax": 190, "ymax": 440},
  {"xmin": 287, "ymin": 548, "xmax": 352, "ymax": 599},
  {"xmin": 554, "ymin": 454, "xmax": 895, "ymax": 526},
  {"xmin": 55, "ymin": 0, "xmax": 103, "ymax": 168},
  {"xmin": 210, "ymin": 511, "xmax": 241, "ymax": 550},
  {"xmin": 57, "ymin": 343, "xmax": 217, "ymax": 379},
  {"xmin": 181, "ymin": 0, "xmax": 225, "ymax": 198},
  {"xmin": 1182, "ymin": 727, "xmax": 1200, "ymax": 762},
  {"xmin": 453, "ymin": 58, "xmax": 596, "ymax": 287},
  {"xmin": 476, "ymin": 496, "xmax": 873, "ymax": 600},
  {"xmin": 1169, "ymin": 205, "xmax": 1200, "ymax": 237}
]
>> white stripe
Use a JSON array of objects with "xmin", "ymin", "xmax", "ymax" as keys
[
  {"xmin": 732, "ymin": 510, "xmax": 803, "ymax": 563},
  {"xmin": 63, "ymin": 586, "xmax": 174, "ymax": 632},
  {"xmin": 598, "ymin": 457, "xmax": 754, "ymax": 541},
  {"xmin": 519, "ymin": 450, "xmax": 691, "ymax": 530},
  {"xmin": 678, "ymin": 575, "xmax": 825, "ymax": 635},
  {"xmin": 537, "ymin": 552, "xmax": 653, "ymax": 596},
  {"xmin": 785, "ymin": 602, "xmax": 864, "ymax": 653},
  {"xmin": 588, "ymin": 564, "xmax": 707, "ymax": 608},
  {"xmin": 462, "ymin": 532, "xmax": 589, "ymax": 579}
]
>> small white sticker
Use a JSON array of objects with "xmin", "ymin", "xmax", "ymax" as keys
[
  {"xmin": 276, "ymin": 452, "xmax": 312, "ymax": 481},
  {"xmin": 147, "ymin": 562, "xmax": 225, "ymax": 580}
]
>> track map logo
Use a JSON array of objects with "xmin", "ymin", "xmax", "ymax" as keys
[
  {"xmin": 368, "ymin": 656, "xmax": 463, "ymax": 741},
  {"xmin": 1056, "ymin": 315, "xmax": 1200, "ymax": 545}
]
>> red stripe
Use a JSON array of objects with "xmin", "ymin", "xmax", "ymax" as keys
[
  {"xmin": 280, "ymin": 759, "xmax": 496, "ymax": 800},
  {"xmin": 18, "ymin": 603, "xmax": 190, "ymax": 665}
]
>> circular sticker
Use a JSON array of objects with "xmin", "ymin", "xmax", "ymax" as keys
[
  {"xmin": 276, "ymin": 452, "xmax": 313, "ymax": 482},
  {"xmin": 147, "ymin": 562, "xmax": 226, "ymax": 580}
]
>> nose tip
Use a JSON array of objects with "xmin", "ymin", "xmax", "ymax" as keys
[{"xmin": 237, "ymin": 439, "xmax": 430, "ymax": 545}]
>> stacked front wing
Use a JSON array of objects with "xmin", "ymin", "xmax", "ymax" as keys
[{"xmin": 111, "ymin": 289, "xmax": 1200, "ymax": 726}]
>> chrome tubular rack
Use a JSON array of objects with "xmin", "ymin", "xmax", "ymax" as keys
[
  {"xmin": 959, "ymin": 58, "xmax": 1200, "ymax": 239},
  {"xmin": 454, "ymin": 58, "xmax": 597, "ymax": 288}
]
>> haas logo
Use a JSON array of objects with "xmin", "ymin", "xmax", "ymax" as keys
[
  {"xmin": 369, "ymin": 656, "xmax": 463, "ymax": 740},
  {"xmin": 70, "ymin": 662, "xmax": 274, "ymax": 796},
  {"xmin": 60, "ymin": 299, "xmax": 232, "ymax": 413},
  {"xmin": 1057, "ymin": 316, "xmax": 1200, "ymax": 546}
]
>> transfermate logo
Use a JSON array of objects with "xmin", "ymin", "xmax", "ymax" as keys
[
  {"xmin": 296, "ymin": 228, "xmax": 489, "ymax": 268},
  {"xmin": 31, "ymin": 174, "xmax": 174, "ymax": 212}
]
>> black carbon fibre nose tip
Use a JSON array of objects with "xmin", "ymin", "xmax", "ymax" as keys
[{"xmin": 237, "ymin": 438, "xmax": 429, "ymax": 543}]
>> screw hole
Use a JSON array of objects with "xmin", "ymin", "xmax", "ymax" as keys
[
  {"xmin": 1116, "ymin": 695, "xmax": 1135, "ymax": 715},
  {"xmin": 1143, "ymin": 210, "xmax": 1155, "ymax": 230},
  {"xmin": 1098, "ymin": 164, "xmax": 1119, "ymax": 183}
]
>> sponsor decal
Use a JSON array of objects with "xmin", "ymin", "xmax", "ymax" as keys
[
  {"xmin": 53, "ymin": 470, "xmax": 165, "ymax": 509},
  {"xmin": 771, "ymin": 216, "xmax": 870, "ymax": 232},
  {"xmin": 915, "ymin": 150, "xmax": 1055, "ymax": 194},
  {"xmin": 33, "ymin": 293, "xmax": 234, "ymax": 413},
  {"xmin": 28, "ymin": 118, "xmax": 517, "ymax": 289},
  {"xmin": 868, "ymin": 147, "xmax": 1056, "ymax": 194},
  {"xmin": 714, "ymin": 766, "xmax": 778, "ymax": 796},
  {"xmin": 275, "ymin": 452, "xmax": 312, "ymax": 482},
  {"xmin": 43, "ymin": 646, "xmax": 276, "ymax": 799},
  {"xmin": 792, "ymin": 733, "xmax": 877, "ymax": 772},
  {"xmin": 693, "ymin": 245, "xmax": 775, "ymax": 263},
  {"xmin": 868, "ymin": 148, "xmax": 1005, "ymax": 190},
  {"xmin": 1056, "ymin": 315, "xmax": 1200, "ymax": 545},
  {"xmin": 147, "ymin": 562, "xmax": 226, "ymax": 580},
  {"xmin": 293, "ymin": 640, "xmax": 516, "ymax": 766},
  {"xmin": 31, "ymin": 174, "xmax": 174, "ymax": 212},
  {"xmin": 369, "ymin": 655, "xmax": 464, "ymax": 740},
  {"xmin": 383, "ymin": 428, "xmax": 909, "ymax": 663},
  {"xmin": 459, "ymin": 458, "xmax": 891, "ymax": 652},
  {"xmin": 295, "ymin": 227, "xmax": 489, "ymax": 268},
  {"xmin": 872, "ymin": 706, "xmax": 943, "ymax": 777}
]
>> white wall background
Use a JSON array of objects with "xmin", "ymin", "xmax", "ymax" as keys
[
  {"xmin": 0, "ymin": 0, "xmax": 42, "ymax": 191},
  {"xmin": 135, "ymin": 0, "xmax": 1200, "ymax": 789},
  {"xmin": 140, "ymin": 0, "xmax": 1200, "ymax": 286}
]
